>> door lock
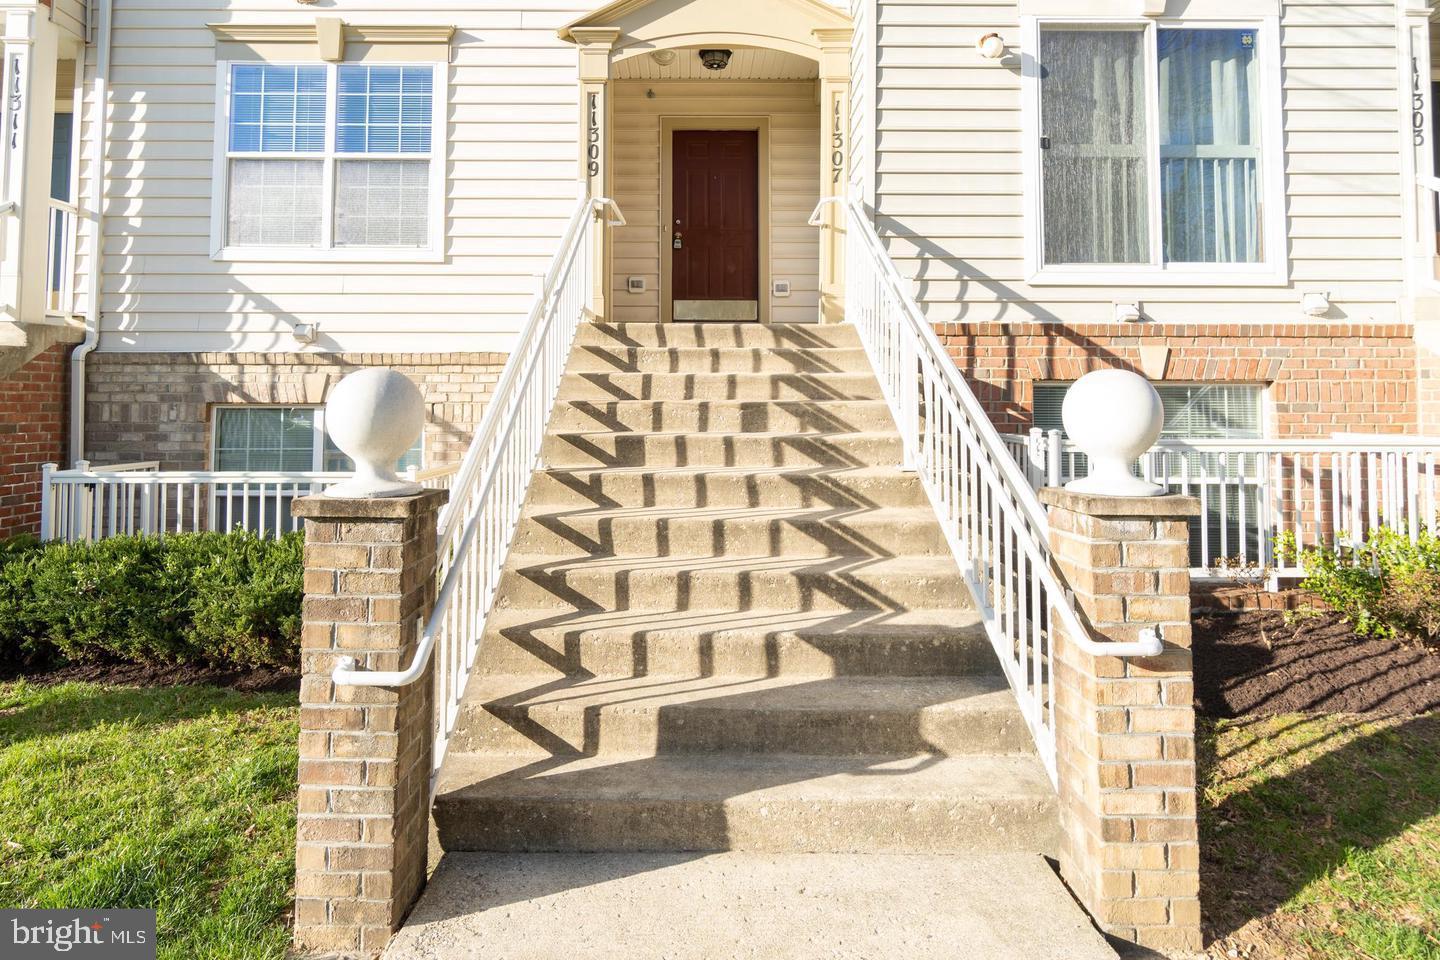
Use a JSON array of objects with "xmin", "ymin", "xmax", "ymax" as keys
[{"xmin": 673, "ymin": 232, "xmax": 683, "ymax": 250}]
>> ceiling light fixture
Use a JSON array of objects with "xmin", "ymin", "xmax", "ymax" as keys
[{"xmin": 699, "ymin": 48, "xmax": 733, "ymax": 71}]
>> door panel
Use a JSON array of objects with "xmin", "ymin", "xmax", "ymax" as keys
[{"xmin": 672, "ymin": 130, "xmax": 759, "ymax": 316}]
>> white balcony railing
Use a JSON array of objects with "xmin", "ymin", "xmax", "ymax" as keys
[
  {"xmin": 40, "ymin": 462, "xmax": 460, "ymax": 542},
  {"xmin": 46, "ymin": 198, "xmax": 78, "ymax": 316},
  {"xmin": 1005, "ymin": 429, "xmax": 1440, "ymax": 576}
]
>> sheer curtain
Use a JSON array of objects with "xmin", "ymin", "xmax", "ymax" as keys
[
  {"xmin": 1040, "ymin": 28, "xmax": 1149, "ymax": 264},
  {"xmin": 1158, "ymin": 29, "xmax": 1262, "ymax": 263}
]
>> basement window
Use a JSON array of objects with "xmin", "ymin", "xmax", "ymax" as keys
[
  {"xmin": 1033, "ymin": 383, "xmax": 1264, "ymax": 566},
  {"xmin": 213, "ymin": 406, "xmax": 422, "ymax": 473}
]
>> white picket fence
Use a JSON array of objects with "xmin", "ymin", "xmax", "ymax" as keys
[
  {"xmin": 1004, "ymin": 429, "xmax": 1440, "ymax": 576},
  {"xmin": 40, "ymin": 461, "xmax": 459, "ymax": 542}
]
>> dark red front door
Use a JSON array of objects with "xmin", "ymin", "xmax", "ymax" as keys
[{"xmin": 672, "ymin": 130, "xmax": 759, "ymax": 320}]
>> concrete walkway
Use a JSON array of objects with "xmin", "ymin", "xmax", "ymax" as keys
[{"xmin": 383, "ymin": 852, "xmax": 1117, "ymax": 960}]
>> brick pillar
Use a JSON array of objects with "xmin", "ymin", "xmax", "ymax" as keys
[
  {"xmin": 291, "ymin": 490, "xmax": 447, "ymax": 958},
  {"xmin": 1040, "ymin": 489, "xmax": 1203, "ymax": 954}
]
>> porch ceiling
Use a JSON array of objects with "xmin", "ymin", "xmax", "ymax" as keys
[{"xmin": 612, "ymin": 46, "xmax": 819, "ymax": 81}]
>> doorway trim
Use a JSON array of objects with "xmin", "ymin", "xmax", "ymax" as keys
[{"xmin": 660, "ymin": 116, "xmax": 771, "ymax": 324}]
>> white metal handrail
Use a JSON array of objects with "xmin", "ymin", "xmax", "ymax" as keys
[
  {"xmin": 332, "ymin": 190, "xmax": 604, "ymax": 788},
  {"xmin": 841, "ymin": 196, "xmax": 1161, "ymax": 785},
  {"xmin": 1007, "ymin": 429, "xmax": 1440, "ymax": 577}
]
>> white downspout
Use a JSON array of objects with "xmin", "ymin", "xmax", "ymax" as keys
[{"xmin": 68, "ymin": 0, "xmax": 111, "ymax": 465}]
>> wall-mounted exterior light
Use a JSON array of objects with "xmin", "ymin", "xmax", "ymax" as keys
[
  {"xmin": 699, "ymin": 49, "xmax": 733, "ymax": 71},
  {"xmin": 975, "ymin": 33, "xmax": 1005, "ymax": 59},
  {"xmin": 1301, "ymin": 292, "xmax": 1331, "ymax": 317}
]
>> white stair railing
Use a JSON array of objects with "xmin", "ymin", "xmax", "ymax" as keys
[
  {"xmin": 331, "ymin": 192, "xmax": 614, "ymax": 789},
  {"xmin": 840, "ymin": 197, "xmax": 1161, "ymax": 785}
]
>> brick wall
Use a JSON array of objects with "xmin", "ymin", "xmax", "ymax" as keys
[
  {"xmin": 1043, "ymin": 489, "xmax": 1203, "ymax": 953},
  {"xmin": 1419, "ymin": 342, "xmax": 1440, "ymax": 436},
  {"xmin": 935, "ymin": 323, "xmax": 1418, "ymax": 437},
  {"xmin": 84, "ymin": 353, "xmax": 507, "ymax": 469},
  {"xmin": 0, "ymin": 343, "xmax": 70, "ymax": 537}
]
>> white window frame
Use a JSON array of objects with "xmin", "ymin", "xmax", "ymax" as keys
[
  {"xmin": 210, "ymin": 404, "xmax": 425, "ymax": 472},
  {"xmin": 1020, "ymin": 15, "xmax": 1287, "ymax": 287},
  {"xmin": 210, "ymin": 60, "xmax": 447, "ymax": 264}
]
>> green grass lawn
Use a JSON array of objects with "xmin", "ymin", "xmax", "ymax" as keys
[
  {"xmin": 0, "ymin": 681, "xmax": 298, "ymax": 960},
  {"xmin": 1, "ymin": 681, "xmax": 1435, "ymax": 960},
  {"xmin": 1201, "ymin": 712, "xmax": 1440, "ymax": 960}
]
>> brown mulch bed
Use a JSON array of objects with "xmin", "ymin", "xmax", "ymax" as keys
[
  {"xmin": 1193, "ymin": 607, "xmax": 1440, "ymax": 718},
  {"xmin": 0, "ymin": 660, "xmax": 299, "ymax": 693}
]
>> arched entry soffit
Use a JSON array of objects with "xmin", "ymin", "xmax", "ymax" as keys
[{"xmin": 557, "ymin": 0, "xmax": 852, "ymax": 63}]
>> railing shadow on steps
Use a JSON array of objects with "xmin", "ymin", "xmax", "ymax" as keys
[
  {"xmin": 330, "ymin": 192, "xmax": 624, "ymax": 791},
  {"xmin": 831, "ymin": 195, "xmax": 1164, "ymax": 786}
]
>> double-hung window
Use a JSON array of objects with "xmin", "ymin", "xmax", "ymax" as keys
[
  {"xmin": 215, "ymin": 62, "xmax": 443, "ymax": 260},
  {"xmin": 1023, "ymin": 18, "xmax": 1284, "ymax": 283}
]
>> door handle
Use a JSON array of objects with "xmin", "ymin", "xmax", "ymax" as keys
[{"xmin": 673, "ymin": 232, "xmax": 683, "ymax": 250}]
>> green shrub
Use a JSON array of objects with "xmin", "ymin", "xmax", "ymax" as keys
[
  {"xmin": 1278, "ymin": 527, "xmax": 1440, "ymax": 645},
  {"xmin": 0, "ymin": 531, "xmax": 303, "ymax": 669}
]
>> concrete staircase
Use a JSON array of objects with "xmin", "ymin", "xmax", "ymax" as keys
[{"xmin": 387, "ymin": 323, "xmax": 1115, "ymax": 960}]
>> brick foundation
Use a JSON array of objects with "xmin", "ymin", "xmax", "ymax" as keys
[
  {"xmin": 0, "ymin": 343, "xmax": 70, "ymax": 537},
  {"xmin": 293, "ymin": 490, "xmax": 446, "ymax": 958},
  {"xmin": 83, "ymin": 352, "xmax": 507, "ymax": 469},
  {"xmin": 1042, "ymin": 489, "xmax": 1203, "ymax": 953},
  {"xmin": 935, "ymin": 322, "xmax": 1418, "ymax": 437}
]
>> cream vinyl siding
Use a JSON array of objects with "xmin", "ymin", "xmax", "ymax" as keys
[
  {"xmin": 849, "ymin": 0, "xmax": 875, "ymax": 201},
  {"xmin": 51, "ymin": 0, "xmax": 87, "ymax": 42},
  {"xmin": 86, "ymin": 0, "xmax": 595, "ymax": 353},
  {"xmin": 873, "ymin": 0, "xmax": 1407, "ymax": 324},
  {"xmin": 609, "ymin": 78, "xmax": 822, "ymax": 324}
]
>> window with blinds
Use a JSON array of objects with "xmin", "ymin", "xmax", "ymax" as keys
[
  {"xmin": 1033, "ymin": 383, "xmax": 1262, "ymax": 441},
  {"xmin": 220, "ymin": 62, "xmax": 440, "ymax": 254},
  {"xmin": 213, "ymin": 406, "xmax": 423, "ymax": 535},
  {"xmin": 215, "ymin": 406, "xmax": 422, "ymax": 473},
  {"xmin": 1032, "ymin": 20, "xmax": 1273, "ymax": 272}
]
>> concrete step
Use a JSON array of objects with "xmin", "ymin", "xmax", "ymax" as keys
[
  {"xmin": 383, "ymin": 852, "xmax": 1118, "ymax": 960},
  {"xmin": 527, "ymin": 465, "xmax": 929, "ymax": 510},
  {"xmin": 451, "ymin": 675, "xmax": 1028, "ymax": 758},
  {"xmin": 433, "ymin": 752, "xmax": 1060, "ymax": 854},
  {"xmin": 510, "ymin": 504, "xmax": 948, "ymax": 558},
  {"xmin": 576, "ymin": 321, "xmax": 861, "ymax": 349},
  {"xmin": 557, "ymin": 371, "xmax": 883, "ymax": 402},
  {"xmin": 549, "ymin": 400, "xmax": 897, "ymax": 434},
  {"xmin": 566, "ymin": 346, "xmax": 873, "ymax": 375},
  {"xmin": 475, "ymin": 607, "xmax": 994, "ymax": 678},
  {"xmin": 493, "ymin": 553, "xmax": 974, "ymax": 612},
  {"xmin": 541, "ymin": 430, "xmax": 902, "ymax": 469}
]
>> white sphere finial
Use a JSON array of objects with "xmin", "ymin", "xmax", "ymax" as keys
[
  {"xmin": 322, "ymin": 369, "xmax": 426, "ymax": 499},
  {"xmin": 1061, "ymin": 370, "xmax": 1165, "ymax": 498}
]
